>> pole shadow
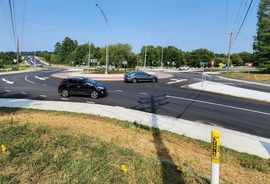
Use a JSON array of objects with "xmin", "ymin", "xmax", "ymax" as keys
[{"xmin": 133, "ymin": 94, "xmax": 185, "ymax": 183}]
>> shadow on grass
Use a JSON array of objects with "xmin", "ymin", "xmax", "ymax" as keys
[{"xmin": 133, "ymin": 94, "xmax": 185, "ymax": 183}]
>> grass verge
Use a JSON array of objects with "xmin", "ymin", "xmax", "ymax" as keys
[
  {"xmin": 222, "ymin": 70, "xmax": 270, "ymax": 82},
  {"xmin": 0, "ymin": 108, "xmax": 270, "ymax": 183}
]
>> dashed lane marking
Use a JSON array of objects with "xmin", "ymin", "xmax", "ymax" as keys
[{"xmin": 139, "ymin": 92, "xmax": 147, "ymax": 95}]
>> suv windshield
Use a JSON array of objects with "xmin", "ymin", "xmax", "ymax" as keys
[{"xmin": 83, "ymin": 78, "xmax": 96, "ymax": 85}]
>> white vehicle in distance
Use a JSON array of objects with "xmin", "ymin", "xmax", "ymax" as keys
[{"xmin": 179, "ymin": 65, "xmax": 190, "ymax": 70}]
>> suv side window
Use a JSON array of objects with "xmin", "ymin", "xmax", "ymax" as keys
[
  {"xmin": 77, "ymin": 79, "xmax": 85, "ymax": 85},
  {"xmin": 69, "ymin": 79, "xmax": 78, "ymax": 84}
]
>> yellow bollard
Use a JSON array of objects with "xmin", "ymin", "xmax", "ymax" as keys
[{"xmin": 211, "ymin": 129, "xmax": 220, "ymax": 184}]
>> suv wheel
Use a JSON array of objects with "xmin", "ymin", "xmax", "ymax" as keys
[
  {"xmin": 152, "ymin": 78, "xmax": 157, "ymax": 83},
  {"xmin": 90, "ymin": 90, "xmax": 99, "ymax": 99},
  {"xmin": 61, "ymin": 89, "xmax": 69, "ymax": 97}
]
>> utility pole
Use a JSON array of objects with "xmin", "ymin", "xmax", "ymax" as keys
[
  {"xmin": 227, "ymin": 32, "xmax": 233, "ymax": 71},
  {"xmin": 161, "ymin": 47, "xmax": 164, "ymax": 67},
  {"xmin": 144, "ymin": 45, "xmax": 147, "ymax": 69},
  {"xmin": 16, "ymin": 38, "xmax": 19, "ymax": 67},
  {"xmin": 144, "ymin": 33, "xmax": 148, "ymax": 70}
]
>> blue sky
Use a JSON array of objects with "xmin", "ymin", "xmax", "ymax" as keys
[{"xmin": 0, "ymin": 0, "xmax": 259, "ymax": 54}]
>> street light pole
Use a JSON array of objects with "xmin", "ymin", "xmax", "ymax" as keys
[{"xmin": 95, "ymin": 4, "xmax": 109, "ymax": 74}]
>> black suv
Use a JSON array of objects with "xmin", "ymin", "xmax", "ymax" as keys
[{"xmin": 58, "ymin": 77, "xmax": 108, "ymax": 99}]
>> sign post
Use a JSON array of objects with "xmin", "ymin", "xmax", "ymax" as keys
[
  {"xmin": 211, "ymin": 60, "xmax": 215, "ymax": 74},
  {"xmin": 247, "ymin": 63, "xmax": 253, "ymax": 79},
  {"xmin": 211, "ymin": 129, "xmax": 220, "ymax": 184},
  {"xmin": 122, "ymin": 61, "xmax": 127, "ymax": 72}
]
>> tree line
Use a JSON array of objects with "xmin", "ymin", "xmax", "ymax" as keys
[
  {"xmin": 3, "ymin": 36, "xmax": 253, "ymax": 69},
  {"xmin": 0, "ymin": 39, "xmax": 255, "ymax": 69}
]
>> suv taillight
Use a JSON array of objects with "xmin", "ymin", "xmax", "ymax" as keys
[{"xmin": 58, "ymin": 82, "xmax": 63, "ymax": 87}]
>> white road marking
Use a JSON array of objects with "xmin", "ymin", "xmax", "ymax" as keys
[
  {"xmin": 25, "ymin": 75, "xmax": 35, "ymax": 84},
  {"xmin": 167, "ymin": 79, "xmax": 187, "ymax": 84},
  {"xmin": 35, "ymin": 76, "xmax": 49, "ymax": 80},
  {"xmin": 167, "ymin": 95, "xmax": 270, "ymax": 116},
  {"xmin": 61, "ymin": 98, "xmax": 69, "ymax": 101},
  {"xmin": 86, "ymin": 101, "xmax": 95, "ymax": 104},
  {"xmin": 2, "ymin": 78, "xmax": 14, "ymax": 84},
  {"xmin": 116, "ymin": 90, "xmax": 123, "ymax": 92},
  {"xmin": 5, "ymin": 90, "xmax": 11, "ymax": 92},
  {"xmin": 21, "ymin": 92, "xmax": 27, "ymax": 95},
  {"xmin": 40, "ymin": 95, "xmax": 47, "ymax": 98},
  {"xmin": 139, "ymin": 92, "xmax": 147, "ymax": 95}
]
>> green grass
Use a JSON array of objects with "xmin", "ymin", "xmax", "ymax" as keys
[
  {"xmin": 0, "ymin": 120, "xmax": 188, "ymax": 183},
  {"xmin": 1, "ymin": 108, "xmax": 270, "ymax": 183}
]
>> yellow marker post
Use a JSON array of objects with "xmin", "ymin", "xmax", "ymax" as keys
[{"xmin": 211, "ymin": 129, "xmax": 220, "ymax": 184}]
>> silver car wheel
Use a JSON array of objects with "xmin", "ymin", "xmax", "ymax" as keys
[
  {"xmin": 61, "ymin": 89, "xmax": 69, "ymax": 97},
  {"xmin": 90, "ymin": 90, "xmax": 99, "ymax": 99},
  {"xmin": 132, "ymin": 78, "xmax": 137, "ymax": 83}
]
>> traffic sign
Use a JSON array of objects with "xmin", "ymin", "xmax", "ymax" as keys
[
  {"xmin": 90, "ymin": 59, "xmax": 97, "ymax": 63},
  {"xmin": 200, "ymin": 61, "xmax": 209, "ymax": 66},
  {"xmin": 211, "ymin": 60, "xmax": 215, "ymax": 66}
]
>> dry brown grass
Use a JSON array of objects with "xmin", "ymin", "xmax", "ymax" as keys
[
  {"xmin": 1, "ymin": 109, "xmax": 270, "ymax": 183},
  {"xmin": 224, "ymin": 71, "xmax": 270, "ymax": 82}
]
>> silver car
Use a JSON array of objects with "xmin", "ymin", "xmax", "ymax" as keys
[
  {"xmin": 124, "ymin": 70, "xmax": 158, "ymax": 83},
  {"xmin": 179, "ymin": 65, "xmax": 190, "ymax": 70}
]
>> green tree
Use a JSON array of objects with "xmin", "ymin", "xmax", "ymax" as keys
[
  {"xmin": 140, "ymin": 45, "xmax": 159, "ymax": 67},
  {"xmin": 71, "ymin": 44, "xmax": 89, "ymax": 66},
  {"xmin": 0, "ymin": 52, "xmax": 16, "ymax": 65},
  {"xmin": 253, "ymin": 0, "xmax": 270, "ymax": 69},
  {"xmin": 187, "ymin": 48, "xmax": 215, "ymax": 67},
  {"xmin": 238, "ymin": 51, "xmax": 253, "ymax": 64},
  {"xmin": 108, "ymin": 43, "xmax": 134, "ymax": 67},
  {"xmin": 54, "ymin": 42, "xmax": 62, "ymax": 55},
  {"xmin": 163, "ymin": 46, "xmax": 183, "ymax": 67},
  {"xmin": 231, "ymin": 54, "xmax": 243, "ymax": 66},
  {"xmin": 50, "ymin": 54, "xmax": 62, "ymax": 64},
  {"xmin": 60, "ymin": 37, "xmax": 78, "ymax": 64}
]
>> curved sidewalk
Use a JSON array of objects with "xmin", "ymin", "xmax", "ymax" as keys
[{"xmin": 0, "ymin": 98, "xmax": 269, "ymax": 159}]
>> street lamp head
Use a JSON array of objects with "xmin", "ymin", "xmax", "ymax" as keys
[{"xmin": 95, "ymin": 4, "xmax": 98, "ymax": 7}]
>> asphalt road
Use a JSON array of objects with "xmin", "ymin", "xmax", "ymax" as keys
[{"xmin": 1, "ymin": 67, "xmax": 270, "ymax": 139}]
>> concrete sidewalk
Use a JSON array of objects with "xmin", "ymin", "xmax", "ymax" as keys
[
  {"xmin": 188, "ymin": 80, "xmax": 270, "ymax": 103},
  {"xmin": 0, "ymin": 97, "xmax": 270, "ymax": 159}
]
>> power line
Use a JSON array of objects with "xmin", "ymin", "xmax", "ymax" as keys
[
  {"xmin": 0, "ymin": 0, "xmax": 27, "ymax": 51},
  {"xmin": 225, "ymin": 0, "xmax": 229, "ymax": 34},
  {"xmin": 0, "ymin": 0, "xmax": 15, "ymax": 48},
  {"xmin": 232, "ymin": 0, "xmax": 254, "ymax": 45},
  {"xmin": 8, "ymin": 0, "xmax": 17, "ymax": 45},
  {"xmin": 232, "ymin": 0, "xmax": 245, "ymax": 33}
]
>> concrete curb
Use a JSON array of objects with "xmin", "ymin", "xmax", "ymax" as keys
[{"xmin": 0, "ymin": 98, "xmax": 269, "ymax": 159}]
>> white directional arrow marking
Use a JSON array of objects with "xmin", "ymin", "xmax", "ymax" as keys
[
  {"xmin": 2, "ymin": 78, "xmax": 14, "ymax": 84},
  {"xmin": 167, "ymin": 79, "xmax": 187, "ymax": 84},
  {"xmin": 35, "ymin": 76, "xmax": 49, "ymax": 80}
]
